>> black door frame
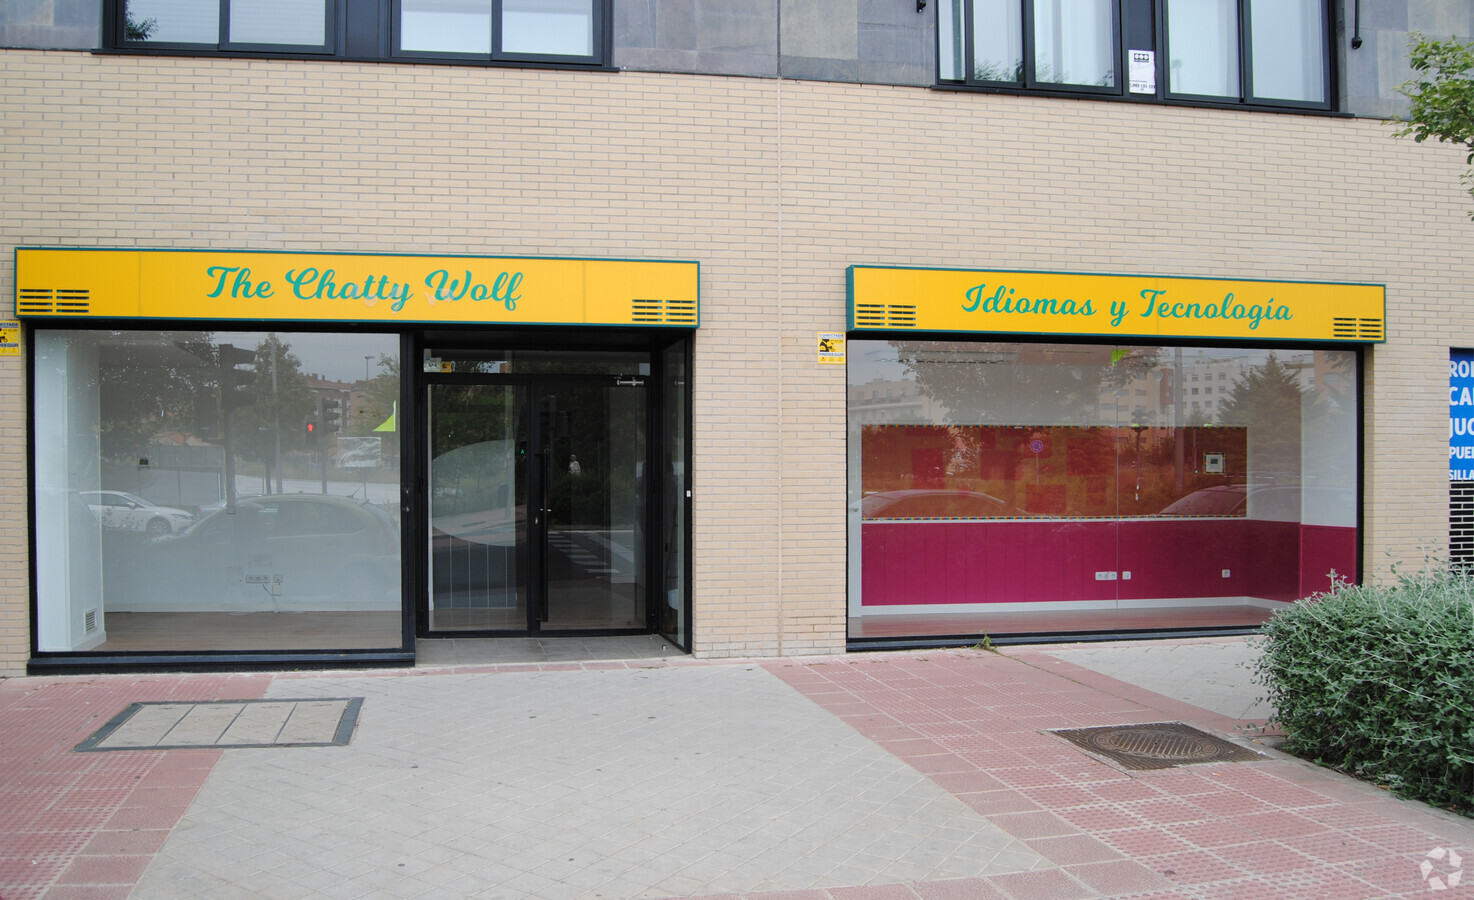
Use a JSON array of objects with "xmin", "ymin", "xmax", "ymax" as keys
[{"xmin": 409, "ymin": 331, "xmax": 687, "ymax": 642}]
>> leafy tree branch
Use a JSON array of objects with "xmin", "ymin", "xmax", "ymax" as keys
[{"xmin": 1395, "ymin": 34, "xmax": 1474, "ymax": 217}]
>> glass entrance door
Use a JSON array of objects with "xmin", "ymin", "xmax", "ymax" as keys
[
  {"xmin": 426, "ymin": 377, "xmax": 647, "ymax": 633},
  {"xmin": 536, "ymin": 382, "xmax": 647, "ymax": 630}
]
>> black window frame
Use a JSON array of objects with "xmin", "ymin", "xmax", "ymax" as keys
[
  {"xmin": 1161, "ymin": 0, "xmax": 1330, "ymax": 109},
  {"xmin": 392, "ymin": 0, "xmax": 606, "ymax": 67},
  {"xmin": 939, "ymin": 0, "xmax": 1334, "ymax": 113},
  {"xmin": 103, "ymin": 0, "xmax": 611, "ymax": 70},
  {"xmin": 114, "ymin": 0, "xmax": 337, "ymax": 55},
  {"xmin": 961, "ymin": 0, "xmax": 1123, "ymax": 96},
  {"xmin": 222, "ymin": 0, "xmax": 336, "ymax": 55}
]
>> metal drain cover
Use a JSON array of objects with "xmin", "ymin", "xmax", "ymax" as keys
[
  {"xmin": 76, "ymin": 698, "xmax": 362, "ymax": 752},
  {"xmin": 1051, "ymin": 722, "xmax": 1265, "ymax": 771}
]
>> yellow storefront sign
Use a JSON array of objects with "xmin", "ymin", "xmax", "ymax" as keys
[
  {"xmin": 15, "ymin": 248, "xmax": 699, "ymax": 327},
  {"xmin": 848, "ymin": 266, "xmax": 1385, "ymax": 343}
]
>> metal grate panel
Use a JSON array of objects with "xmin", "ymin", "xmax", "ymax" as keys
[
  {"xmin": 854, "ymin": 303, "xmax": 917, "ymax": 328},
  {"xmin": 1052, "ymin": 722, "xmax": 1265, "ymax": 771},
  {"xmin": 1332, "ymin": 317, "xmax": 1383, "ymax": 341},
  {"xmin": 76, "ymin": 698, "xmax": 363, "ymax": 751},
  {"xmin": 17, "ymin": 287, "xmax": 90, "ymax": 316},
  {"xmin": 631, "ymin": 298, "xmax": 697, "ymax": 325}
]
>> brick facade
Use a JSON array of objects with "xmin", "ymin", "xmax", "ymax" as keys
[{"xmin": 0, "ymin": 48, "xmax": 1469, "ymax": 672}]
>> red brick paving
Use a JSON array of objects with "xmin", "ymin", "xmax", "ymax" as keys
[
  {"xmin": 0, "ymin": 674, "xmax": 268, "ymax": 900},
  {"xmin": 756, "ymin": 649, "xmax": 1474, "ymax": 899}
]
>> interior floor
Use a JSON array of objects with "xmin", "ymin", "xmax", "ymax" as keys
[
  {"xmin": 90, "ymin": 611, "xmax": 402, "ymax": 651},
  {"xmin": 85, "ymin": 612, "xmax": 677, "ymax": 662},
  {"xmin": 848, "ymin": 602, "xmax": 1284, "ymax": 640},
  {"xmin": 429, "ymin": 582, "xmax": 644, "ymax": 632},
  {"xmin": 415, "ymin": 633, "xmax": 678, "ymax": 666}
]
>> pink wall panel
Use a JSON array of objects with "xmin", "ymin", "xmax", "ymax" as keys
[
  {"xmin": 1246, "ymin": 520, "xmax": 1303, "ymax": 601},
  {"xmin": 1115, "ymin": 519, "xmax": 1252, "ymax": 600},
  {"xmin": 861, "ymin": 520, "xmax": 1356, "ymax": 607},
  {"xmin": 1300, "ymin": 524, "xmax": 1358, "ymax": 597}
]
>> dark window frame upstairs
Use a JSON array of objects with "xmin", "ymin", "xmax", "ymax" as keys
[
  {"xmin": 391, "ymin": 0, "xmax": 607, "ymax": 67},
  {"xmin": 102, "ymin": 0, "xmax": 612, "ymax": 70},
  {"xmin": 938, "ymin": 0, "xmax": 1336, "ymax": 114}
]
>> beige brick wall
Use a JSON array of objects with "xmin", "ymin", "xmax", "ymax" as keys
[{"xmin": 0, "ymin": 49, "xmax": 1469, "ymax": 671}]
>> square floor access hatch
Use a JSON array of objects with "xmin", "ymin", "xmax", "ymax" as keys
[
  {"xmin": 75, "ymin": 698, "xmax": 362, "ymax": 751},
  {"xmin": 1052, "ymin": 722, "xmax": 1266, "ymax": 771}
]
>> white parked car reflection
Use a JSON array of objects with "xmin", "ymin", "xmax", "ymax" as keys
[{"xmin": 80, "ymin": 490, "xmax": 195, "ymax": 536}]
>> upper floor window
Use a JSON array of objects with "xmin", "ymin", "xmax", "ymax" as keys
[
  {"xmin": 1166, "ymin": 0, "xmax": 1326, "ymax": 105},
  {"xmin": 939, "ymin": 0, "xmax": 1330, "ymax": 110},
  {"xmin": 398, "ymin": 0, "xmax": 597, "ymax": 60},
  {"xmin": 123, "ymin": 0, "xmax": 332, "ymax": 53},
  {"xmin": 112, "ymin": 0, "xmax": 607, "ymax": 66},
  {"xmin": 941, "ymin": 0, "xmax": 1117, "ymax": 90}
]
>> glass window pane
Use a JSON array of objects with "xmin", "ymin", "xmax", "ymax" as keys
[
  {"xmin": 1249, "ymin": 0, "xmax": 1325, "ymax": 103},
  {"xmin": 1166, "ymin": 0, "xmax": 1239, "ymax": 97},
  {"xmin": 659, "ymin": 342, "xmax": 689, "ymax": 648},
  {"xmin": 34, "ymin": 330, "xmax": 402, "ymax": 653},
  {"xmin": 847, "ymin": 339, "xmax": 1357, "ymax": 641},
  {"xmin": 229, "ymin": 0, "xmax": 326, "ymax": 46},
  {"xmin": 401, "ymin": 0, "xmax": 492, "ymax": 55},
  {"xmin": 502, "ymin": 0, "xmax": 593, "ymax": 57},
  {"xmin": 938, "ymin": 0, "xmax": 966, "ymax": 81},
  {"xmin": 428, "ymin": 383, "xmax": 527, "ymax": 630},
  {"xmin": 1033, "ymin": 0, "xmax": 1115, "ymax": 87},
  {"xmin": 123, "ymin": 0, "xmax": 219, "ymax": 44},
  {"xmin": 970, "ymin": 0, "xmax": 1023, "ymax": 82}
]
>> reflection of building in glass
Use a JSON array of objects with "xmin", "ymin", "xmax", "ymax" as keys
[
  {"xmin": 848, "ymin": 378, "xmax": 947, "ymax": 425},
  {"xmin": 1091, "ymin": 350, "xmax": 1323, "ymax": 426}
]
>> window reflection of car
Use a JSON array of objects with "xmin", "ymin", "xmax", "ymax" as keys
[
  {"xmin": 153, "ymin": 494, "xmax": 400, "ymax": 606},
  {"xmin": 80, "ymin": 490, "xmax": 194, "ymax": 536},
  {"xmin": 1159, "ymin": 485, "xmax": 1250, "ymax": 516},
  {"xmin": 859, "ymin": 489, "xmax": 1020, "ymax": 520},
  {"xmin": 1159, "ymin": 484, "xmax": 1355, "ymax": 522},
  {"xmin": 432, "ymin": 506, "xmax": 524, "ymax": 545}
]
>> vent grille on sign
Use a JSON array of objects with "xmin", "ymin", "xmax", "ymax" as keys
[
  {"xmin": 18, "ymin": 288, "xmax": 91, "ymax": 316},
  {"xmin": 1332, "ymin": 317, "xmax": 1383, "ymax": 340},
  {"xmin": 631, "ymin": 298, "xmax": 697, "ymax": 325},
  {"xmin": 854, "ymin": 303, "xmax": 917, "ymax": 328}
]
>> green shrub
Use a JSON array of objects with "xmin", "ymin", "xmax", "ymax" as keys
[{"xmin": 1252, "ymin": 567, "xmax": 1474, "ymax": 814}]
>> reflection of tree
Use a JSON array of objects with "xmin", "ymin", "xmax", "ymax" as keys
[
  {"xmin": 975, "ymin": 59, "xmax": 1025, "ymax": 82},
  {"xmin": 431, "ymin": 385, "xmax": 522, "ymax": 518},
  {"xmin": 895, "ymin": 341, "xmax": 1158, "ymax": 424},
  {"xmin": 1215, "ymin": 353, "xmax": 1304, "ymax": 480},
  {"xmin": 231, "ymin": 335, "xmax": 316, "ymax": 477},
  {"xmin": 124, "ymin": 7, "xmax": 157, "ymax": 40},
  {"xmin": 973, "ymin": 60, "xmax": 1114, "ymax": 87},
  {"xmin": 349, "ymin": 354, "xmax": 399, "ymax": 436},
  {"xmin": 98, "ymin": 335, "xmax": 216, "ymax": 463}
]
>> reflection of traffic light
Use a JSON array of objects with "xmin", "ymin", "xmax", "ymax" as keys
[
  {"xmin": 304, "ymin": 414, "xmax": 318, "ymax": 445},
  {"xmin": 218, "ymin": 343, "xmax": 257, "ymax": 411},
  {"xmin": 320, "ymin": 397, "xmax": 342, "ymax": 433}
]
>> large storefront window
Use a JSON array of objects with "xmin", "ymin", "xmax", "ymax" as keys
[
  {"xmin": 847, "ymin": 340, "xmax": 1357, "ymax": 640},
  {"xmin": 34, "ymin": 330, "xmax": 402, "ymax": 654}
]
